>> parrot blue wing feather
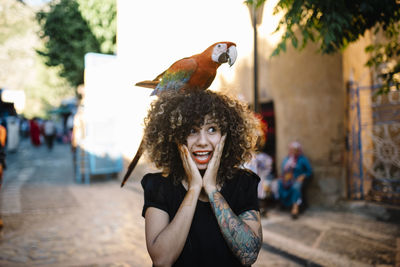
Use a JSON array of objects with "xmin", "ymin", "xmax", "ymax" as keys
[{"xmin": 150, "ymin": 69, "xmax": 194, "ymax": 95}]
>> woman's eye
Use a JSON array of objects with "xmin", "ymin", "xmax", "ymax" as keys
[
  {"xmin": 189, "ymin": 128, "xmax": 197, "ymax": 134},
  {"xmin": 208, "ymin": 127, "xmax": 216, "ymax": 133}
]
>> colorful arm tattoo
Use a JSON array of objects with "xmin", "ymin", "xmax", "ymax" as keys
[
  {"xmin": 208, "ymin": 191, "xmax": 262, "ymax": 266},
  {"xmin": 239, "ymin": 210, "xmax": 263, "ymax": 240}
]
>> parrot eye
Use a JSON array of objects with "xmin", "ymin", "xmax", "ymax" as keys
[{"xmin": 217, "ymin": 44, "xmax": 221, "ymax": 48}]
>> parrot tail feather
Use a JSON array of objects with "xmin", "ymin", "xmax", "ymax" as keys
[
  {"xmin": 135, "ymin": 80, "xmax": 158, "ymax": 89},
  {"xmin": 121, "ymin": 139, "xmax": 145, "ymax": 187}
]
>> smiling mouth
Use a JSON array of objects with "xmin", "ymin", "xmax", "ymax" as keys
[{"xmin": 192, "ymin": 151, "xmax": 213, "ymax": 164}]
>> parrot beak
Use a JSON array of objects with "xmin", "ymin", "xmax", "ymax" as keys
[
  {"xmin": 216, "ymin": 45, "xmax": 237, "ymax": 66},
  {"xmin": 227, "ymin": 45, "xmax": 237, "ymax": 67},
  {"xmin": 212, "ymin": 43, "xmax": 238, "ymax": 66},
  {"xmin": 217, "ymin": 53, "xmax": 229, "ymax": 64}
]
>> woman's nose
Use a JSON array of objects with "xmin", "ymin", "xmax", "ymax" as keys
[{"xmin": 196, "ymin": 130, "xmax": 208, "ymax": 146}]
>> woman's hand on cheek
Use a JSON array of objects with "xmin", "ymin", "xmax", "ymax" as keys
[
  {"xmin": 178, "ymin": 145, "xmax": 202, "ymax": 190},
  {"xmin": 203, "ymin": 135, "xmax": 226, "ymax": 195}
]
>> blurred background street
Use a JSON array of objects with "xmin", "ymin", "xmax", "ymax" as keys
[
  {"xmin": 0, "ymin": 139, "xmax": 151, "ymax": 266},
  {"xmin": 0, "ymin": 137, "xmax": 314, "ymax": 267},
  {"xmin": 0, "ymin": 139, "xmax": 399, "ymax": 267}
]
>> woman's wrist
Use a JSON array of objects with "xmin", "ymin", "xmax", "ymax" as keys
[
  {"xmin": 188, "ymin": 184, "xmax": 202, "ymax": 193},
  {"xmin": 204, "ymin": 185, "xmax": 217, "ymax": 196}
]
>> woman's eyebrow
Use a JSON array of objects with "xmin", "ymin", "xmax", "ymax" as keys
[{"xmin": 204, "ymin": 119, "xmax": 218, "ymax": 125}]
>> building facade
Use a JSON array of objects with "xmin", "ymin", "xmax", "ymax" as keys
[{"xmin": 116, "ymin": 0, "xmax": 400, "ymax": 206}]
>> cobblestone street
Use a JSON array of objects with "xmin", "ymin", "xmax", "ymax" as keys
[
  {"xmin": 1, "ymin": 140, "xmax": 399, "ymax": 266},
  {"xmin": 0, "ymin": 140, "xmax": 307, "ymax": 267},
  {"xmin": 0, "ymin": 140, "xmax": 152, "ymax": 266}
]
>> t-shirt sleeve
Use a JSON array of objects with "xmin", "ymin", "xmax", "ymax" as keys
[
  {"xmin": 141, "ymin": 173, "xmax": 168, "ymax": 217},
  {"xmin": 236, "ymin": 170, "xmax": 260, "ymax": 215}
]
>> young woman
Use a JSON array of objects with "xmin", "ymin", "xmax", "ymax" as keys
[{"xmin": 141, "ymin": 90, "xmax": 262, "ymax": 267}]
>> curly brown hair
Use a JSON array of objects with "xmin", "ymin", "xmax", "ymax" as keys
[{"xmin": 143, "ymin": 90, "xmax": 259, "ymax": 185}]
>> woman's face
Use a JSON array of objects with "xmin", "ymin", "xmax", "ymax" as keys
[
  {"xmin": 289, "ymin": 147, "xmax": 301, "ymax": 157},
  {"xmin": 186, "ymin": 116, "xmax": 222, "ymax": 170}
]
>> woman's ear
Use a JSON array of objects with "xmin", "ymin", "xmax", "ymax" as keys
[{"xmin": 175, "ymin": 139, "xmax": 184, "ymax": 146}]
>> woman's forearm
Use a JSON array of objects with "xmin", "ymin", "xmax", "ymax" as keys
[
  {"xmin": 208, "ymin": 191, "xmax": 261, "ymax": 266},
  {"xmin": 148, "ymin": 187, "xmax": 200, "ymax": 267}
]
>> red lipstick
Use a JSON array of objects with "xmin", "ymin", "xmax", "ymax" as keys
[{"xmin": 192, "ymin": 150, "xmax": 213, "ymax": 164}]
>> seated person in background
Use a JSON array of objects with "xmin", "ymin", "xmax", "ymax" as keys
[
  {"xmin": 245, "ymin": 148, "xmax": 274, "ymax": 216},
  {"xmin": 278, "ymin": 141, "xmax": 312, "ymax": 219}
]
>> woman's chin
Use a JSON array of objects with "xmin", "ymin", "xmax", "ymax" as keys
[{"xmin": 194, "ymin": 160, "xmax": 209, "ymax": 171}]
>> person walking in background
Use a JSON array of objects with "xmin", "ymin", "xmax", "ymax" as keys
[
  {"xmin": 43, "ymin": 119, "xmax": 56, "ymax": 150},
  {"xmin": 278, "ymin": 141, "xmax": 312, "ymax": 219},
  {"xmin": 29, "ymin": 118, "xmax": 41, "ymax": 147},
  {"xmin": 20, "ymin": 116, "xmax": 30, "ymax": 139},
  {"xmin": 0, "ymin": 124, "xmax": 6, "ymax": 230},
  {"xmin": 65, "ymin": 114, "xmax": 74, "ymax": 143},
  {"xmin": 140, "ymin": 90, "xmax": 262, "ymax": 266}
]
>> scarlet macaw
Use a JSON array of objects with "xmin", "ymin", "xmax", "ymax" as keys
[
  {"xmin": 135, "ymin": 41, "xmax": 237, "ymax": 95},
  {"xmin": 121, "ymin": 42, "xmax": 237, "ymax": 187}
]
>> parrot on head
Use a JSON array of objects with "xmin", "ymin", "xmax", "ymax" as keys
[
  {"xmin": 135, "ymin": 41, "xmax": 237, "ymax": 95},
  {"xmin": 121, "ymin": 41, "xmax": 237, "ymax": 187}
]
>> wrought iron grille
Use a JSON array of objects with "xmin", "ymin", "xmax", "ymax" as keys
[{"xmin": 347, "ymin": 82, "xmax": 400, "ymax": 205}]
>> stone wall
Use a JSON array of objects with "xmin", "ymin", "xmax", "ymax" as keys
[
  {"xmin": 271, "ymin": 43, "xmax": 346, "ymax": 205},
  {"xmin": 225, "ymin": 39, "xmax": 347, "ymax": 205}
]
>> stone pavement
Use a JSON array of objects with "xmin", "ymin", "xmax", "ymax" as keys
[
  {"xmin": 259, "ymin": 206, "xmax": 399, "ymax": 267},
  {"xmin": 0, "ymin": 139, "xmax": 399, "ymax": 266},
  {"xmin": 0, "ymin": 140, "xmax": 151, "ymax": 267}
]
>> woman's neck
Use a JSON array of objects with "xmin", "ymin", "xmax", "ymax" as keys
[{"xmin": 181, "ymin": 179, "xmax": 209, "ymax": 202}]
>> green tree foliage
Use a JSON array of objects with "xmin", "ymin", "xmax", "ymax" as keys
[
  {"xmin": 36, "ymin": 0, "xmax": 116, "ymax": 88},
  {"xmin": 246, "ymin": 0, "xmax": 400, "ymax": 92},
  {"xmin": 77, "ymin": 0, "xmax": 117, "ymax": 54},
  {"xmin": 365, "ymin": 19, "xmax": 400, "ymax": 92},
  {"xmin": 0, "ymin": 0, "xmax": 74, "ymax": 118}
]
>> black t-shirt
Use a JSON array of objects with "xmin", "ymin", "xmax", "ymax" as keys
[{"xmin": 141, "ymin": 169, "xmax": 260, "ymax": 267}]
